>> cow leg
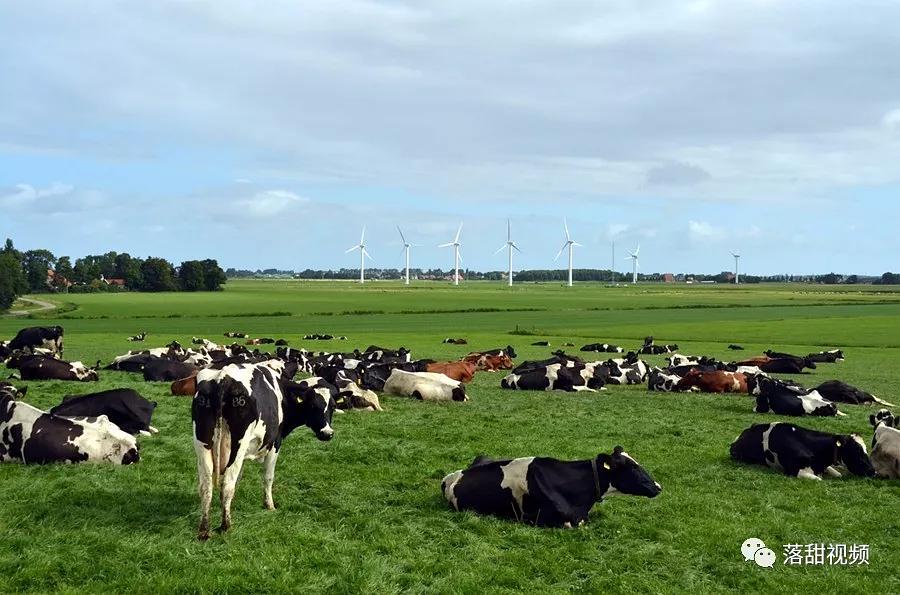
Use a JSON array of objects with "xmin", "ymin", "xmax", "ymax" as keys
[
  {"xmin": 824, "ymin": 465, "xmax": 844, "ymax": 478},
  {"xmin": 262, "ymin": 448, "xmax": 279, "ymax": 510},
  {"xmin": 194, "ymin": 441, "xmax": 214, "ymax": 541},
  {"xmin": 219, "ymin": 455, "xmax": 247, "ymax": 534},
  {"xmin": 796, "ymin": 467, "xmax": 822, "ymax": 480}
]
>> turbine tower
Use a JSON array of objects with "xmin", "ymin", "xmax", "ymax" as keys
[
  {"xmin": 554, "ymin": 219, "xmax": 581, "ymax": 287},
  {"xmin": 494, "ymin": 219, "xmax": 520, "ymax": 287},
  {"xmin": 731, "ymin": 251, "xmax": 741, "ymax": 284},
  {"xmin": 626, "ymin": 245, "xmax": 640, "ymax": 284},
  {"xmin": 345, "ymin": 226, "xmax": 373, "ymax": 284},
  {"xmin": 397, "ymin": 226, "xmax": 414, "ymax": 285},
  {"xmin": 439, "ymin": 223, "xmax": 463, "ymax": 285}
]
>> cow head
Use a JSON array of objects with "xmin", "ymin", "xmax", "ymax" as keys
[
  {"xmin": 284, "ymin": 383, "xmax": 335, "ymax": 441},
  {"xmin": 802, "ymin": 357, "xmax": 817, "ymax": 370},
  {"xmin": 505, "ymin": 345, "xmax": 517, "ymax": 359},
  {"xmin": 598, "ymin": 446, "xmax": 662, "ymax": 498},
  {"xmin": 870, "ymin": 409, "xmax": 898, "ymax": 429},
  {"xmin": 836, "ymin": 435, "xmax": 875, "ymax": 477}
]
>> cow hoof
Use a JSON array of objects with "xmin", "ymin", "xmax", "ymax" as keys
[
  {"xmin": 216, "ymin": 523, "xmax": 230, "ymax": 534},
  {"xmin": 264, "ymin": 502, "xmax": 277, "ymax": 511},
  {"xmin": 198, "ymin": 531, "xmax": 210, "ymax": 541}
]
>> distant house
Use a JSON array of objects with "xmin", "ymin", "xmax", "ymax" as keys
[
  {"xmin": 100, "ymin": 274, "xmax": 126, "ymax": 287},
  {"xmin": 46, "ymin": 269, "xmax": 72, "ymax": 290},
  {"xmin": 662, "ymin": 273, "xmax": 675, "ymax": 283},
  {"xmin": 723, "ymin": 272, "xmax": 735, "ymax": 282}
]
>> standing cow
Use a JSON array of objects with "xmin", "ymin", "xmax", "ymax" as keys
[
  {"xmin": 7, "ymin": 326, "xmax": 65, "ymax": 355},
  {"xmin": 191, "ymin": 361, "xmax": 336, "ymax": 540}
]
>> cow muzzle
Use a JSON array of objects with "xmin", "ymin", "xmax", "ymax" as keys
[{"xmin": 317, "ymin": 426, "xmax": 334, "ymax": 441}]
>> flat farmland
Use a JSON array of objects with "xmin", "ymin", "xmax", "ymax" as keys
[{"xmin": 1, "ymin": 281, "xmax": 898, "ymax": 593}]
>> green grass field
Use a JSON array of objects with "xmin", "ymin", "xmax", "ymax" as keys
[{"xmin": 1, "ymin": 280, "xmax": 898, "ymax": 593}]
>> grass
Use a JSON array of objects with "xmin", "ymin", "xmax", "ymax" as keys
[{"xmin": 0, "ymin": 280, "xmax": 898, "ymax": 593}]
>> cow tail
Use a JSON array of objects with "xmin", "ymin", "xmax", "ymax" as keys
[
  {"xmin": 872, "ymin": 395, "xmax": 896, "ymax": 407},
  {"xmin": 210, "ymin": 399, "xmax": 231, "ymax": 488}
]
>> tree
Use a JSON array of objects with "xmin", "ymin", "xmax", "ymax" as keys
[
  {"xmin": 53, "ymin": 256, "xmax": 74, "ymax": 291},
  {"xmin": 201, "ymin": 259, "xmax": 227, "ymax": 291},
  {"xmin": 877, "ymin": 272, "xmax": 900, "ymax": 285},
  {"xmin": 73, "ymin": 256, "xmax": 102, "ymax": 284},
  {"xmin": 115, "ymin": 253, "xmax": 144, "ymax": 289},
  {"xmin": 22, "ymin": 249, "xmax": 56, "ymax": 292},
  {"xmin": 141, "ymin": 257, "xmax": 178, "ymax": 292},
  {"xmin": 845, "ymin": 274, "xmax": 858, "ymax": 285},
  {"xmin": 0, "ymin": 251, "xmax": 26, "ymax": 310},
  {"xmin": 178, "ymin": 260, "xmax": 205, "ymax": 291}
]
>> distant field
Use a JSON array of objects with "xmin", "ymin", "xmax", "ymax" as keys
[{"xmin": 1, "ymin": 281, "xmax": 898, "ymax": 593}]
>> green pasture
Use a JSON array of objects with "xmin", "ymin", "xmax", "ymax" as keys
[{"xmin": 0, "ymin": 281, "xmax": 898, "ymax": 593}]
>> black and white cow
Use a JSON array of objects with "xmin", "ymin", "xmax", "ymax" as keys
[
  {"xmin": 806, "ymin": 349, "xmax": 845, "ymax": 363},
  {"xmin": 599, "ymin": 356, "xmax": 649, "ymax": 385},
  {"xmin": 382, "ymin": 369, "xmax": 467, "ymax": 401},
  {"xmin": 869, "ymin": 410, "xmax": 900, "ymax": 478},
  {"xmin": 730, "ymin": 422, "xmax": 874, "ymax": 479},
  {"xmin": 580, "ymin": 343, "xmax": 624, "ymax": 353},
  {"xmin": 500, "ymin": 363, "xmax": 604, "ymax": 392},
  {"xmin": 813, "ymin": 380, "xmax": 894, "ymax": 406},
  {"xmin": 441, "ymin": 447, "xmax": 661, "ymax": 527},
  {"xmin": 0, "ymin": 383, "xmax": 139, "ymax": 465},
  {"xmin": 759, "ymin": 353, "xmax": 817, "ymax": 372},
  {"xmin": 14, "ymin": 355, "xmax": 99, "ymax": 382},
  {"xmin": 142, "ymin": 358, "xmax": 198, "ymax": 382},
  {"xmin": 127, "ymin": 332, "xmax": 147, "ymax": 342},
  {"xmin": 362, "ymin": 345, "xmax": 411, "ymax": 363},
  {"xmin": 295, "ymin": 375, "xmax": 382, "ymax": 412},
  {"xmin": 512, "ymin": 352, "xmax": 582, "ymax": 375},
  {"xmin": 750, "ymin": 378, "xmax": 843, "ymax": 417},
  {"xmin": 51, "ymin": 389, "xmax": 158, "ymax": 436},
  {"xmin": 7, "ymin": 326, "xmax": 65, "ymax": 355},
  {"xmin": 638, "ymin": 344, "xmax": 679, "ymax": 355},
  {"xmin": 728, "ymin": 344, "xmax": 745, "ymax": 350},
  {"xmin": 483, "ymin": 345, "xmax": 518, "ymax": 359},
  {"xmin": 647, "ymin": 367, "xmax": 696, "ymax": 392},
  {"xmin": 191, "ymin": 360, "xmax": 336, "ymax": 540}
]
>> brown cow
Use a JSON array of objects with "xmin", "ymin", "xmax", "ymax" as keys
[
  {"xmin": 676, "ymin": 369, "xmax": 748, "ymax": 393},
  {"xmin": 171, "ymin": 373, "xmax": 198, "ymax": 396},
  {"xmin": 464, "ymin": 353, "xmax": 513, "ymax": 372},
  {"xmin": 425, "ymin": 360, "xmax": 477, "ymax": 383}
]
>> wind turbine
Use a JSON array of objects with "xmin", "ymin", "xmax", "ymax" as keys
[
  {"xmin": 626, "ymin": 245, "xmax": 640, "ymax": 284},
  {"xmin": 345, "ymin": 226, "xmax": 373, "ymax": 284},
  {"xmin": 494, "ymin": 219, "xmax": 520, "ymax": 287},
  {"xmin": 731, "ymin": 251, "xmax": 741, "ymax": 284},
  {"xmin": 397, "ymin": 226, "xmax": 416, "ymax": 285},
  {"xmin": 554, "ymin": 219, "xmax": 581, "ymax": 287},
  {"xmin": 438, "ymin": 223, "xmax": 463, "ymax": 285}
]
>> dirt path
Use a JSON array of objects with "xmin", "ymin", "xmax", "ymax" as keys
[{"xmin": 4, "ymin": 297, "xmax": 58, "ymax": 316}]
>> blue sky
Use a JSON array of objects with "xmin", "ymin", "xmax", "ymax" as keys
[{"xmin": 2, "ymin": 1, "xmax": 899, "ymax": 275}]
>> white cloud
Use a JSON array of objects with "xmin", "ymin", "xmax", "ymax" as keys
[
  {"xmin": 688, "ymin": 220, "xmax": 726, "ymax": 243},
  {"xmin": 231, "ymin": 189, "xmax": 308, "ymax": 219},
  {"xmin": 882, "ymin": 107, "xmax": 900, "ymax": 130}
]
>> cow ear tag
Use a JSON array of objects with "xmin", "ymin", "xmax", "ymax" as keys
[
  {"xmin": 835, "ymin": 440, "xmax": 842, "ymax": 447},
  {"xmin": 603, "ymin": 462, "xmax": 611, "ymax": 470}
]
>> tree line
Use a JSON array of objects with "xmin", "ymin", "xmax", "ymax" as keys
[{"xmin": 0, "ymin": 238, "xmax": 226, "ymax": 310}]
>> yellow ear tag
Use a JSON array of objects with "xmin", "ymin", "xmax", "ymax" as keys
[
  {"xmin": 836, "ymin": 440, "xmax": 842, "ymax": 447},
  {"xmin": 603, "ymin": 462, "xmax": 611, "ymax": 470}
]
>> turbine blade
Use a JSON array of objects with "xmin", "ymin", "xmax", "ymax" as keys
[
  {"xmin": 512, "ymin": 242, "xmax": 521, "ymax": 253},
  {"xmin": 554, "ymin": 243, "xmax": 567, "ymax": 261},
  {"xmin": 564, "ymin": 218, "xmax": 570, "ymax": 241},
  {"xmin": 363, "ymin": 248, "xmax": 374, "ymax": 262},
  {"xmin": 360, "ymin": 226, "xmax": 366, "ymax": 244},
  {"xmin": 438, "ymin": 242, "xmax": 452, "ymax": 248},
  {"xmin": 397, "ymin": 225, "xmax": 406, "ymax": 244},
  {"xmin": 494, "ymin": 245, "xmax": 507, "ymax": 255},
  {"xmin": 572, "ymin": 242, "xmax": 583, "ymax": 247},
  {"xmin": 345, "ymin": 245, "xmax": 360, "ymax": 253},
  {"xmin": 454, "ymin": 223, "xmax": 463, "ymax": 244},
  {"xmin": 634, "ymin": 244, "xmax": 640, "ymax": 256},
  {"xmin": 507, "ymin": 218, "xmax": 511, "ymax": 242}
]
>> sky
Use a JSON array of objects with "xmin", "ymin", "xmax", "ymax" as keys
[{"xmin": 2, "ymin": 1, "xmax": 899, "ymax": 275}]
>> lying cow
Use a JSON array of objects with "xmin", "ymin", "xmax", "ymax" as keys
[
  {"xmin": 741, "ymin": 355, "xmax": 815, "ymax": 373},
  {"xmin": 192, "ymin": 360, "xmax": 336, "ymax": 540},
  {"xmin": 442, "ymin": 337, "xmax": 468, "ymax": 345},
  {"xmin": 500, "ymin": 363, "xmax": 603, "ymax": 392},
  {"xmin": 441, "ymin": 446, "xmax": 661, "ymax": 527},
  {"xmin": 813, "ymin": 380, "xmax": 894, "ymax": 406},
  {"xmin": 600, "ymin": 356, "xmax": 649, "ymax": 385},
  {"xmin": 51, "ymin": 388, "xmax": 158, "ymax": 435},
  {"xmin": 807, "ymin": 349, "xmax": 844, "ymax": 363},
  {"xmin": 7, "ymin": 325, "xmax": 64, "ymax": 355},
  {"xmin": 728, "ymin": 344, "xmax": 745, "ymax": 350},
  {"xmin": 425, "ymin": 360, "xmax": 477, "ymax": 383},
  {"xmin": 127, "ymin": 332, "xmax": 147, "ymax": 342},
  {"xmin": 142, "ymin": 358, "xmax": 197, "ymax": 382},
  {"xmin": 383, "ymin": 369, "xmax": 467, "ymax": 402},
  {"xmin": 464, "ymin": 353, "xmax": 513, "ymax": 372},
  {"xmin": 730, "ymin": 422, "xmax": 874, "ymax": 479},
  {"xmin": 294, "ymin": 376, "xmax": 382, "ymax": 412},
  {"xmin": 648, "ymin": 368, "xmax": 697, "ymax": 392},
  {"xmin": 0, "ymin": 383, "xmax": 139, "ymax": 465},
  {"xmin": 638, "ymin": 344, "xmax": 678, "ymax": 355},
  {"xmin": 223, "ymin": 332, "xmax": 248, "ymax": 338},
  {"xmin": 14, "ymin": 355, "xmax": 99, "ymax": 382},
  {"xmin": 171, "ymin": 373, "xmax": 198, "ymax": 396},
  {"xmin": 676, "ymin": 369, "xmax": 747, "ymax": 393},
  {"xmin": 580, "ymin": 343, "xmax": 623, "ymax": 353},
  {"xmin": 869, "ymin": 410, "xmax": 900, "ymax": 478},
  {"xmin": 748, "ymin": 375, "xmax": 842, "ymax": 417}
]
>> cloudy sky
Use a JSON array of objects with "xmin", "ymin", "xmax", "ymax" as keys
[{"xmin": 2, "ymin": 1, "xmax": 899, "ymax": 274}]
